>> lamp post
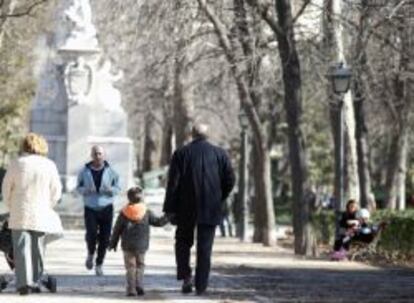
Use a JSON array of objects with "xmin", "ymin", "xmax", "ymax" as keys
[
  {"xmin": 238, "ymin": 110, "xmax": 249, "ymax": 242},
  {"xmin": 327, "ymin": 62, "xmax": 352, "ymax": 233}
]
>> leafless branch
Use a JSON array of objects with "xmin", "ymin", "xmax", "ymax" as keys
[
  {"xmin": 245, "ymin": 0, "xmax": 284, "ymax": 36},
  {"xmin": 292, "ymin": 0, "xmax": 312, "ymax": 24},
  {"xmin": 0, "ymin": 0, "xmax": 48, "ymax": 19}
]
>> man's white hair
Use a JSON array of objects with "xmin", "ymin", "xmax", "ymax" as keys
[{"xmin": 192, "ymin": 123, "xmax": 209, "ymax": 139}]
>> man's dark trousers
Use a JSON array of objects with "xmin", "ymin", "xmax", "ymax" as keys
[
  {"xmin": 84, "ymin": 204, "xmax": 113, "ymax": 266},
  {"xmin": 175, "ymin": 219, "xmax": 216, "ymax": 293}
]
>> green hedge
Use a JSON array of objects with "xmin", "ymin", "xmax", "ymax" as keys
[{"xmin": 312, "ymin": 209, "xmax": 414, "ymax": 260}]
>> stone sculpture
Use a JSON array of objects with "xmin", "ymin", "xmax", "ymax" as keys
[
  {"xmin": 64, "ymin": 56, "xmax": 93, "ymax": 105},
  {"xmin": 62, "ymin": 0, "xmax": 98, "ymax": 49}
]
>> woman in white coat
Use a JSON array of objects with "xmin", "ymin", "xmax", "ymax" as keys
[{"xmin": 1, "ymin": 133, "xmax": 63, "ymax": 295}]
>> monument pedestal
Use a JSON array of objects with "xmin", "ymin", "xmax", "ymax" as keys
[{"xmin": 30, "ymin": 0, "xmax": 134, "ymax": 193}]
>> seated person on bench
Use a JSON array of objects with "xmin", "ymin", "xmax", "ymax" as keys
[
  {"xmin": 333, "ymin": 199, "xmax": 359, "ymax": 252},
  {"xmin": 334, "ymin": 207, "xmax": 382, "ymax": 253},
  {"xmin": 352, "ymin": 208, "xmax": 382, "ymax": 244}
]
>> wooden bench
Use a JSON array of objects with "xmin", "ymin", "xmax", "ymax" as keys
[{"xmin": 349, "ymin": 222, "xmax": 387, "ymax": 261}]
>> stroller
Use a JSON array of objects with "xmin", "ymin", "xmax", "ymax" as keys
[{"xmin": 0, "ymin": 214, "xmax": 57, "ymax": 293}]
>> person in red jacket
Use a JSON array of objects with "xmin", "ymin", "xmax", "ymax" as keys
[{"xmin": 109, "ymin": 187, "xmax": 168, "ymax": 297}]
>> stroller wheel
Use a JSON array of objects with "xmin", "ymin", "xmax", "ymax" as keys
[
  {"xmin": 43, "ymin": 276, "xmax": 57, "ymax": 293},
  {"xmin": 0, "ymin": 276, "xmax": 8, "ymax": 291}
]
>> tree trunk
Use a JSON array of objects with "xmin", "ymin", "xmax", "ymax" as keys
[
  {"xmin": 323, "ymin": 0, "xmax": 360, "ymax": 209},
  {"xmin": 0, "ymin": 0, "xmax": 17, "ymax": 48},
  {"xmin": 142, "ymin": 113, "xmax": 158, "ymax": 172},
  {"xmin": 344, "ymin": 93, "xmax": 360, "ymax": 201},
  {"xmin": 160, "ymin": 122, "xmax": 173, "ymax": 166},
  {"xmin": 274, "ymin": 0, "xmax": 313, "ymax": 255},
  {"xmin": 396, "ymin": 131, "xmax": 408, "ymax": 210},
  {"xmin": 323, "ymin": 0, "xmax": 342, "ymax": 210},
  {"xmin": 252, "ymin": 144, "xmax": 264, "ymax": 243},
  {"xmin": 251, "ymin": 140, "xmax": 275, "ymax": 244},
  {"xmin": 384, "ymin": 13, "xmax": 412, "ymax": 209},
  {"xmin": 354, "ymin": 95, "xmax": 373, "ymax": 209},
  {"xmin": 384, "ymin": 126, "xmax": 407, "ymax": 209},
  {"xmin": 197, "ymin": 0, "xmax": 276, "ymax": 246},
  {"xmin": 160, "ymin": 106, "xmax": 173, "ymax": 166},
  {"xmin": 172, "ymin": 38, "xmax": 194, "ymax": 148},
  {"xmin": 234, "ymin": 0, "xmax": 275, "ymax": 245},
  {"xmin": 352, "ymin": 0, "xmax": 374, "ymax": 209}
]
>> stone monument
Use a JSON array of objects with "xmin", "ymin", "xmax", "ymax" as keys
[{"xmin": 30, "ymin": 0, "xmax": 134, "ymax": 193}]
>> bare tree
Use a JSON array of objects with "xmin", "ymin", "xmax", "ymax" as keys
[
  {"xmin": 244, "ymin": 0, "xmax": 315, "ymax": 255},
  {"xmin": 197, "ymin": 0, "xmax": 276, "ymax": 246}
]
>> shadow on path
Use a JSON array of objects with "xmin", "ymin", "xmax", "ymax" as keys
[{"xmin": 214, "ymin": 265, "xmax": 414, "ymax": 302}]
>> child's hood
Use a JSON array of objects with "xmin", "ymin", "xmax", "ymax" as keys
[{"xmin": 122, "ymin": 203, "xmax": 147, "ymax": 222}]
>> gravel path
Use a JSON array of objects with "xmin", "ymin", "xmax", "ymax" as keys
[{"xmin": 0, "ymin": 228, "xmax": 413, "ymax": 302}]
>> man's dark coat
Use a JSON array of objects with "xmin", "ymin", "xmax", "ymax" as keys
[{"xmin": 163, "ymin": 138, "xmax": 235, "ymax": 226}]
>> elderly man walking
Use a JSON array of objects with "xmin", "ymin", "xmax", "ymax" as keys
[
  {"xmin": 163, "ymin": 123, "xmax": 235, "ymax": 295},
  {"xmin": 77, "ymin": 145, "xmax": 121, "ymax": 276}
]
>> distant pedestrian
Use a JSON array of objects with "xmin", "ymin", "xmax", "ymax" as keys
[
  {"xmin": 76, "ymin": 145, "xmax": 121, "ymax": 276},
  {"xmin": 219, "ymin": 199, "xmax": 233, "ymax": 237},
  {"xmin": 163, "ymin": 123, "xmax": 235, "ymax": 295},
  {"xmin": 1, "ymin": 133, "xmax": 63, "ymax": 295},
  {"xmin": 109, "ymin": 186, "xmax": 168, "ymax": 296}
]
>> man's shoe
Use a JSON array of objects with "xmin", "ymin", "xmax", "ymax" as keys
[
  {"xmin": 95, "ymin": 265, "xmax": 104, "ymax": 276},
  {"xmin": 85, "ymin": 254, "xmax": 94, "ymax": 270},
  {"xmin": 196, "ymin": 288, "xmax": 207, "ymax": 296},
  {"xmin": 181, "ymin": 280, "xmax": 193, "ymax": 294},
  {"xmin": 136, "ymin": 287, "xmax": 145, "ymax": 296},
  {"xmin": 18, "ymin": 286, "xmax": 30, "ymax": 295},
  {"xmin": 30, "ymin": 286, "xmax": 41, "ymax": 293},
  {"xmin": 126, "ymin": 292, "xmax": 135, "ymax": 297}
]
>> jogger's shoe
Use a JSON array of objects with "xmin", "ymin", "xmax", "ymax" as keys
[
  {"xmin": 85, "ymin": 254, "xmax": 94, "ymax": 270},
  {"xmin": 95, "ymin": 265, "xmax": 104, "ymax": 276}
]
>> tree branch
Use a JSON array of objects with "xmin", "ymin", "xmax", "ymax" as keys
[
  {"xmin": 0, "ymin": 0, "xmax": 48, "ymax": 19},
  {"xmin": 245, "ymin": 0, "xmax": 284, "ymax": 36},
  {"xmin": 197, "ymin": 0, "xmax": 234, "ymax": 56},
  {"xmin": 292, "ymin": 0, "xmax": 311, "ymax": 24}
]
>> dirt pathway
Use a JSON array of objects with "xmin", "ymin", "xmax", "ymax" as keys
[{"xmin": 0, "ymin": 228, "xmax": 413, "ymax": 302}]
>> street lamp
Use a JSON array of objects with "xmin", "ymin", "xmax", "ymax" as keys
[
  {"xmin": 327, "ymin": 62, "xmax": 352, "ymax": 236},
  {"xmin": 239, "ymin": 110, "xmax": 249, "ymax": 129},
  {"xmin": 238, "ymin": 110, "xmax": 249, "ymax": 242},
  {"xmin": 328, "ymin": 62, "xmax": 352, "ymax": 95}
]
